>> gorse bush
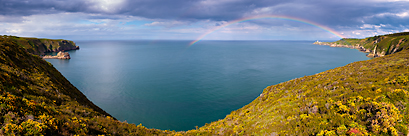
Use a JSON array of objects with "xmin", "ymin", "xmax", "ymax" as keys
[
  {"xmin": 180, "ymin": 40, "xmax": 409, "ymax": 135},
  {"xmin": 0, "ymin": 37, "xmax": 169, "ymax": 135},
  {"xmin": 0, "ymin": 35, "xmax": 78, "ymax": 55},
  {"xmin": 328, "ymin": 32, "xmax": 409, "ymax": 56}
]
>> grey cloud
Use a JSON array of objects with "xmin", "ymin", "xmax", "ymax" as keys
[
  {"xmin": 0, "ymin": 0, "xmax": 88, "ymax": 16},
  {"xmin": 118, "ymin": 0, "xmax": 409, "ymax": 28},
  {"xmin": 0, "ymin": 0, "xmax": 408, "ymax": 30},
  {"xmin": 0, "ymin": 0, "xmax": 288, "ymax": 20}
]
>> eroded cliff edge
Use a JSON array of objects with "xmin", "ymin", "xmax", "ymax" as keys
[
  {"xmin": 314, "ymin": 32, "xmax": 409, "ymax": 58},
  {"xmin": 0, "ymin": 36, "xmax": 167, "ymax": 135},
  {"xmin": 0, "ymin": 35, "xmax": 79, "ymax": 56}
]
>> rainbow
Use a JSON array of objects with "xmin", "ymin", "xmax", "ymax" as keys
[{"xmin": 189, "ymin": 15, "xmax": 345, "ymax": 46}]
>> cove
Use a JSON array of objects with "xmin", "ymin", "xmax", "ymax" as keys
[{"xmin": 45, "ymin": 40, "xmax": 369, "ymax": 131}]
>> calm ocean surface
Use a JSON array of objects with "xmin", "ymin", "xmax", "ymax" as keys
[{"xmin": 46, "ymin": 40, "xmax": 369, "ymax": 131}]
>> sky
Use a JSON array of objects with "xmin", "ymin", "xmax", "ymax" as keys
[{"xmin": 0, "ymin": 0, "xmax": 409, "ymax": 41}]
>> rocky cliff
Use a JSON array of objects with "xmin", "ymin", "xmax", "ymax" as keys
[
  {"xmin": 181, "ymin": 40, "xmax": 409, "ymax": 135},
  {"xmin": 314, "ymin": 32, "xmax": 409, "ymax": 58},
  {"xmin": 42, "ymin": 51, "xmax": 71, "ymax": 59},
  {"xmin": 314, "ymin": 41, "xmax": 373, "ymax": 54},
  {"xmin": 0, "ymin": 35, "xmax": 79, "ymax": 56}
]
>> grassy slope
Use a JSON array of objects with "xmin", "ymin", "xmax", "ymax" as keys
[
  {"xmin": 182, "ymin": 43, "xmax": 409, "ymax": 135},
  {"xmin": 0, "ymin": 37, "xmax": 169, "ymax": 135},
  {"xmin": 0, "ymin": 35, "xmax": 78, "ymax": 55},
  {"xmin": 329, "ymin": 32, "xmax": 409, "ymax": 56},
  {"xmin": 0, "ymin": 34, "xmax": 408, "ymax": 135},
  {"xmin": 187, "ymin": 49, "xmax": 409, "ymax": 135}
]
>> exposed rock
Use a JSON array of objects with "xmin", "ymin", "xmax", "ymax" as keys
[
  {"xmin": 313, "ymin": 41, "xmax": 386, "ymax": 58},
  {"xmin": 365, "ymin": 49, "xmax": 371, "ymax": 53},
  {"xmin": 314, "ymin": 33, "xmax": 409, "ymax": 58},
  {"xmin": 0, "ymin": 36, "xmax": 80, "ymax": 56},
  {"xmin": 314, "ymin": 41, "xmax": 372, "ymax": 55},
  {"xmin": 50, "ymin": 40, "xmax": 79, "ymax": 53},
  {"xmin": 42, "ymin": 51, "xmax": 71, "ymax": 59},
  {"xmin": 366, "ymin": 53, "xmax": 375, "ymax": 58},
  {"xmin": 366, "ymin": 53, "xmax": 384, "ymax": 58}
]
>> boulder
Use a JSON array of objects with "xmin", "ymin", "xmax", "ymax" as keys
[{"xmin": 42, "ymin": 51, "xmax": 70, "ymax": 59}]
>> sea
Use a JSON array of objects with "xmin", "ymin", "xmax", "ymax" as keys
[{"xmin": 45, "ymin": 40, "xmax": 369, "ymax": 131}]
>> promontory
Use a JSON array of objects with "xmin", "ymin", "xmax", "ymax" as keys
[{"xmin": 0, "ymin": 35, "xmax": 79, "ymax": 59}]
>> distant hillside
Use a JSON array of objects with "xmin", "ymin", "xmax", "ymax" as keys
[
  {"xmin": 315, "ymin": 32, "xmax": 409, "ymax": 57},
  {"xmin": 0, "ymin": 34, "xmax": 408, "ymax": 135},
  {"xmin": 0, "ymin": 35, "xmax": 79, "ymax": 56}
]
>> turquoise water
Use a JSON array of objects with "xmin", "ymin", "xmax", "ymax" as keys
[{"xmin": 46, "ymin": 40, "xmax": 369, "ymax": 131}]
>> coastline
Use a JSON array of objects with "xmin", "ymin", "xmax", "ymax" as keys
[
  {"xmin": 313, "ymin": 41, "xmax": 383, "ymax": 58},
  {"xmin": 40, "ymin": 44, "xmax": 79, "ymax": 59},
  {"xmin": 42, "ymin": 51, "xmax": 71, "ymax": 59}
]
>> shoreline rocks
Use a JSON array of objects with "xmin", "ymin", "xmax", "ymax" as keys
[
  {"xmin": 313, "ymin": 41, "xmax": 383, "ymax": 58},
  {"xmin": 0, "ymin": 36, "xmax": 80, "ymax": 58},
  {"xmin": 42, "ymin": 51, "xmax": 71, "ymax": 59}
]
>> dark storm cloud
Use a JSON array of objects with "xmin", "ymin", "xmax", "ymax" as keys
[
  {"xmin": 0, "ymin": 0, "xmax": 89, "ymax": 16},
  {"xmin": 313, "ymin": 1, "xmax": 409, "ymax": 27},
  {"xmin": 121, "ymin": 0, "xmax": 286, "ymax": 20},
  {"xmin": 128, "ymin": 0, "xmax": 409, "ymax": 28},
  {"xmin": 0, "ymin": 0, "xmax": 303, "ymax": 20},
  {"xmin": 0, "ymin": 0, "xmax": 408, "ymax": 28}
]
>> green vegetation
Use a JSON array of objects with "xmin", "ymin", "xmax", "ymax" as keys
[
  {"xmin": 0, "ymin": 33, "xmax": 408, "ymax": 135},
  {"xmin": 329, "ymin": 32, "xmax": 409, "ymax": 56},
  {"xmin": 0, "ymin": 35, "xmax": 79, "ymax": 55},
  {"xmin": 180, "ymin": 40, "xmax": 409, "ymax": 135},
  {"xmin": 0, "ymin": 37, "xmax": 169, "ymax": 135}
]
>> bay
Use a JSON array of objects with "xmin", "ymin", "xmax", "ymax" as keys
[{"xmin": 45, "ymin": 40, "xmax": 369, "ymax": 131}]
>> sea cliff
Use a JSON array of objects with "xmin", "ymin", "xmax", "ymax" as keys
[
  {"xmin": 314, "ymin": 41, "xmax": 373, "ymax": 54},
  {"xmin": 42, "ymin": 51, "xmax": 71, "ymax": 59},
  {"xmin": 0, "ymin": 35, "xmax": 79, "ymax": 56},
  {"xmin": 313, "ymin": 32, "xmax": 409, "ymax": 58}
]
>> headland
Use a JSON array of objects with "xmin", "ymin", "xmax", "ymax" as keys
[{"xmin": 313, "ymin": 32, "xmax": 409, "ymax": 58}]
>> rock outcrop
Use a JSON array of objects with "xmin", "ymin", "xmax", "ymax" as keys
[
  {"xmin": 39, "ymin": 39, "xmax": 80, "ymax": 54},
  {"xmin": 0, "ymin": 35, "xmax": 79, "ymax": 56},
  {"xmin": 42, "ymin": 51, "xmax": 71, "ymax": 59},
  {"xmin": 314, "ymin": 32, "xmax": 409, "ymax": 57},
  {"xmin": 313, "ymin": 41, "xmax": 379, "ymax": 57},
  {"xmin": 314, "ymin": 32, "xmax": 409, "ymax": 58}
]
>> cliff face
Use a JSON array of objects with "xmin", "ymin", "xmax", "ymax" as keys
[
  {"xmin": 0, "ymin": 35, "xmax": 79, "ymax": 56},
  {"xmin": 42, "ymin": 51, "xmax": 71, "ymax": 59},
  {"xmin": 314, "ymin": 32, "xmax": 409, "ymax": 58}
]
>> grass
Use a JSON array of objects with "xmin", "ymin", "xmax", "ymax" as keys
[
  {"xmin": 0, "ymin": 35, "xmax": 78, "ymax": 55},
  {"xmin": 324, "ymin": 32, "xmax": 409, "ymax": 56}
]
